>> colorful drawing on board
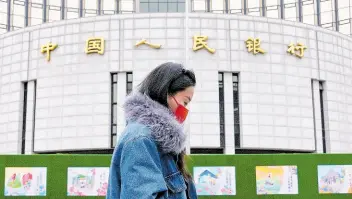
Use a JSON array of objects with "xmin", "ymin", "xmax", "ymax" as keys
[
  {"xmin": 67, "ymin": 167, "xmax": 109, "ymax": 196},
  {"xmin": 318, "ymin": 165, "xmax": 352, "ymax": 194},
  {"xmin": 193, "ymin": 166, "xmax": 236, "ymax": 195},
  {"xmin": 256, "ymin": 166, "xmax": 298, "ymax": 195},
  {"xmin": 4, "ymin": 167, "xmax": 47, "ymax": 196}
]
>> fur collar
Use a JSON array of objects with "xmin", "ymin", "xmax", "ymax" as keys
[{"xmin": 123, "ymin": 92, "xmax": 186, "ymax": 155}]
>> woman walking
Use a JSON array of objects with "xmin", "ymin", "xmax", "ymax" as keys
[{"xmin": 107, "ymin": 62, "xmax": 198, "ymax": 199}]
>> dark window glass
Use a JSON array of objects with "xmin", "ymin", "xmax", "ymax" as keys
[
  {"xmin": 21, "ymin": 82, "xmax": 28, "ymax": 154},
  {"xmin": 159, "ymin": 2, "xmax": 168, "ymax": 12},
  {"xmin": 178, "ymin": 3, "xmax": 185, "ymax": 12},
  {"xmin": 168, "ymin": 2, "xmax": 178, "ymax": 12},
  {"xmin": 113, "ymin": 125, "xmax": 117, "ymax": 135},
  {"xmin": 149, "ymin": 2, "xmax": 158, "ymax": 12},
  {"xmin": 319, "ymin": 82, "xmax": 326, "ymax": 153},
  {"xmin": 113, "ymin": 83, "xmax": 117, "ymax": 103},
  {"xmin": 218, "ymin": 72, "xmax": 225, "ymax": 148},
  {"xmin": 126, "ymin": 72, "xmax": 133, "ymax": 95},
  {"xmin": 113, "ymin": 104, "xmax": 117, "ymax": 123},
  {"xmin": 111, "ymin": 73, "xmax": 118, "ymax": 148},
  {"xmin": 233, "ymin": 73, "xmax": 240, "ymax": 148},
  {"xmin": 139, "ymin": 0, "xmax": 185, "ymax": 12},
  {"xmin": 112, "ymin": 135, "xmax": 117, "ymax": 147},
  {"xmin": 127, "ymin": 73, "xmax": 133, "ymax": 82},
  {"xmin": 140, "ymin": 3, "xmax": 149, "ymax": 12}
]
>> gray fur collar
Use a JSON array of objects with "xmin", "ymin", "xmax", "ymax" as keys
[{"xmin": 123, "ymin": 92, "xmax": 186, "ymax": 155}]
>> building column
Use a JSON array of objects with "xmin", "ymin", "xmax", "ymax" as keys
[
  {"xmin": 311, "ymin": 80, "xmax": 328, "ymax": 153},
  {"xmin": 116, "ymin": 73, "xmax": 127, "ymax": 138},
  {"xmin": 23, "ymin": 81, "xmax": 36, "ymax": 154},
  {"xmin": 224, "ymin": 73, "xmax": 235, "ymax": 154}
]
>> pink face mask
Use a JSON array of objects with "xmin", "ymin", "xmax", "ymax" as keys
[{"xmin": 172, "ymin": 96, "xmax": 189, "ymax": 123}]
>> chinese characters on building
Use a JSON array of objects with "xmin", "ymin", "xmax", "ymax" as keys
[
  {"xmin": 40, "ymin": 42, "xmax": 58, "ymax": 61},
  {"xmin": 85, "ymin": 37, "xmax": 105, "ymax": 55},
  {"xmin": 135, "ymin": 39, "xmax": 161, "ymax": 49},
  {"xmin": 287, "ymin": 42, "xmax": 307, "ymax": 58},
  {"xmin": 40, "ymin": 36, "xmax": 307, "ymax": 61},
  {"xmin": 245, "ymin": 38, "xmax": 265, "ymax": 55},
  {"xmin": 192, "ymin": 35, "xmax": 216, "ymax": 54}
]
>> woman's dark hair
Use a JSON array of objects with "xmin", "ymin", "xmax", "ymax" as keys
[
  {"xmin": 138, "ymin": 62, "xmax": 196, "ymax": 180},
  {"xmin": 139, "ymin": 62, "xmax": 196, "ymax": 106}
]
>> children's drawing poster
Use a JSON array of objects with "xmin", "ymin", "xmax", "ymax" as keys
[
  {"xmin": 318, "ymin": 165, "xmax": 352, "ymax": 194},
  {"xmin": 193, "ymin": 166, "xmax": 236, "ymax": 195},
  {"xmin": 4, "ymin": 167, "xmax": 47, "ymax": 196},
  {"xmin": 256, "ymin": 165, "xmax": 298, "ymax": 195},
  {"xmin": 67, "ymin": 167, "xmax": 110, "ymax": 196}
]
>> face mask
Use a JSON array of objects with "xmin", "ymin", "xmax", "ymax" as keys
[{"xmin": 172, "ymin": 96, "xmax": 189, "ymax": 123}]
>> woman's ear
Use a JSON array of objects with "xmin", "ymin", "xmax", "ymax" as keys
[{"xmin": 167, "ymin": 95, "xmax": 178, "ymax": 113}]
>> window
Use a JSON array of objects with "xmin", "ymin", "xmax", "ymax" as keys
[
  {"xmin": 140, "ymin": 0, "xmax": 185, "ymax": 13},
  {"xmin": 302, "ymin": 0, "xmax": 315, "ymax": 25},
  {"xmin": 11, "ymin": 0, "xmax": 25, "ymax": 30},
  {"xmin": 83, "ymin": 0, "xmax": 98, "ymax": 17},
  {"xmin": 29, "ymin": 0, "xmax": 44, "ymax": 26},
  {"xmin": 218, "ymin": 72, "xmax": 225, "ymax": 148},
  {"xmin": 0, "ymin": 0, "xmax": 8, "ymax": 33},
  {"xmin": 247, "ymin": 0, "xmax": 261, "ymax": 16},
  {"xmin": 31, "ymin": 80, "xmax": 37, "ymax": 153},
  {"xmin": 120, "ymin": 0, "xmax": 134, "ymax": 13},
  {"xmin": 211, "ymin": 0, "xmax": 225, "ymax": 13},
  {"xmin": 21, "ymin": 82, "xmax": 28, "ymax": 154},
  {"xmin": 229, "ymin": 0, "xmax": 242, "ymax": 14},
  {"xmin": 284, "ymin": 0, "xmax": 299, "ymax": 22},
  {"xmin": 126, "ymin": 72, "xmax": 133, "ymax": 95},
  {"xmin": 338, "ymin": 0, "xmax": 351, "ymax": 35},
  {"xmin": 233, "ymin": 73, "xmax": 240, "ymax": 148},
  {"xmin": 66, "ymin": 0, "xmax": 80, "ymax": 19},
  {"xmin": 320, "ymin": 0, "xmax": 335, "ymax": 30},
  {"xmin": 111, "ymin": 72, "xmax": 132, "ymax": 147},
  {"xmin": 103, "ymin": 0, "xmax": 117, "ymax": 14},
  {"xmin": 266, "ymin": 0, "xmax": 280, "ymax": 19},
  {"xmin": 192, "ymin": 0, "xmax": 207, "ymax": 12},
  {"xmin": 319, "ymin": 82, "xmax": 326, "ymax": 153},
  {"xmin": 111, "ymin": 73, "xmax": 118, "ymax": 148},
  {"xmin": 47, "ymin": 0, "xmax": 61, "ymax": 22}
]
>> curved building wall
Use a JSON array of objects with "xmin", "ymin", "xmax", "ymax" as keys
[
  {"xmin": 0, "ymin": 13, "xmax": 351, "ymax": 154},
  {"xmin": 2, "ymin": 1, "xmax": 352, "ymax": 36}
]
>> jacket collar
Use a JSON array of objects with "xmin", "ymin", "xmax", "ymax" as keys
[{"xmin": 123, "ymin": 92, "xmax": 186, "ymax": 155}]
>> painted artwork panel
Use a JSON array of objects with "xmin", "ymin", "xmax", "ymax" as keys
[
  {"xmin": 318, "ymin": 165, "xmax": 352, "ymax": 194},
  {"xmin": 194, "ymin": 166, "xmax": 236, "ymax": 195},
  {"xmin": 256, "ymin": 166, "xmax": 298, "ymax": 195},
  {"xmin": 67, "ymin": 167, "xmax": 109, "ymax": 196},
  {"xmin": 4, "ymin": 167, "xmax": 47, "ymax": 196}
]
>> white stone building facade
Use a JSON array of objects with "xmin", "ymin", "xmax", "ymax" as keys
[{"xmin": 0, "ymin": 13, "xmax": 351, "ymax": 154}]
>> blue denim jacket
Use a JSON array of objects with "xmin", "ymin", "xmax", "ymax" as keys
[{"xmin": 107, "ymin": 93, "xmax": 198, "ymax": 199}]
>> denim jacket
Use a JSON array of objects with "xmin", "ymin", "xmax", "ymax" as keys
[{"xmin": 107, "ymin": 92, "xmax": 198, "ymax": 199}]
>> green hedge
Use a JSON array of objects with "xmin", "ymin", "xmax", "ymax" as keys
[{"xmin": 0, "ymin": 154, "xmax": 351, "ymax": 199}]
